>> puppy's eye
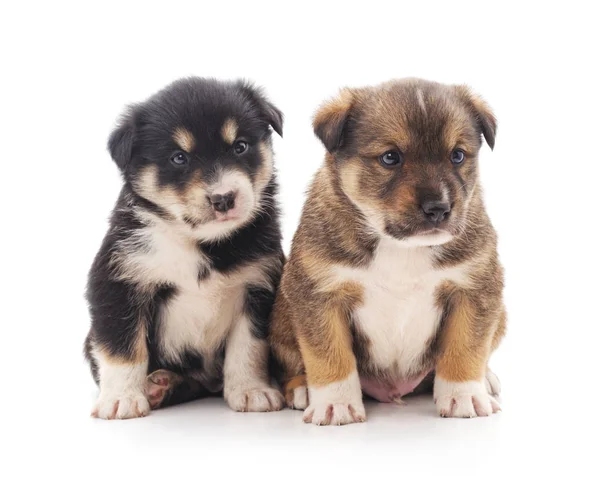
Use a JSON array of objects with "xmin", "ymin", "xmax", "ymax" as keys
[
  {"xmin": 379, "ymin": 151, "xmax": 403, "ymax": 167},
  {"xmin": 234, "ymin": 140, "xmax": 248, "ymax": 155},
  {"xmin": 451, "ymin": 149, "xmax": 465, "ymax": 165},
  {"xmin": 170, "ymin": 152, "xmax": 188, "ymax": 166}
]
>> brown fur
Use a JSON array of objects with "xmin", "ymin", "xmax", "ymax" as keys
[
  {"xmin": 298, "ymin": 282, "xmax": 363, "ymax": 386},
  {"xmin": 270, "ymin": 78, "xmax": 505, "ymax": 408},
  {"xmin": 436, "ymin": 285, "xmax": 494, "ymax": 382},
  {"xmin": 283, "ymin": 375, "xmax": 306, "ymax": 404}
]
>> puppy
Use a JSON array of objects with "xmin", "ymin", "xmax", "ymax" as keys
[
  {"xmin": 85, "ymin": 77, "xmax": 285, "ymax": 419},
  {"xmin": 270, "ymin": 78, "xmax": 505, "ymax": 425}
]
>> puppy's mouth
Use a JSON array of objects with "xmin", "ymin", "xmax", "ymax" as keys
[
  {"xmin": 213, "ymin": 208, "xmax": 242, "ymax": 222},
  {"xmin": 384, "ymin": 221, "xmax": 455, "ymax": 246},
  {"xmin": 182, "ymin": 205, "xmax": 245, "ymax": 228},
  {"xmin": 417, "ymin": 227, "xmax": 454, "ymax": 242},
  {"xmin": 418, "ymin": 227, "xmax": 448, "ymax": 236},
  {"xmin": 182, "ymin": 213, "xmax": 211, "ymax": 229}
]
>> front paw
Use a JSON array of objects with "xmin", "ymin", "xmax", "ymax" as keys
[
  {"xmin": 303, "ymin": 371, "xmax": 366, "ymax": 425},
  {"xmin": 92, "ymin": 390, "xmax": 150, "ymax": 420},
  {"xmin": 226, "ymin": 386, "xmax": 284, "ymax": 412},
  {"xmin": 434, "ymin": 378, "xmax": 501, "ymax": 418},
  {"xmin": 303, "ymin": 401, "xmax": 366, "ymax": 425}
]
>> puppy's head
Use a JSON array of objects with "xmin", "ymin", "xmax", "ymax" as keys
[
  {"xmin": 108, "ymin": 77, "xmax": 283, "ymax": 240},
  {"xmin": 314, "ymin": 78, "xmax": 496, "ymax": 247}
]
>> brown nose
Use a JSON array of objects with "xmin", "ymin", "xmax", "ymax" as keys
[
  {"xmin": 209, "ymin": 191, "xmax": 236, "ymax": 213},
  {"xmin": 421, "ymin": 200, "xmax": 451, "ymax": 223}
]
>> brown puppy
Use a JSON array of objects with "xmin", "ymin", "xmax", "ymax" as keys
[{"xmin": 270, "ymin": 78, "xmax": 505, "ymax": 425}]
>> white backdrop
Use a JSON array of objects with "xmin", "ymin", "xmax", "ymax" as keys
[{"xmin": 2, "ymin": 1, "xmax": 598, "ymax": 485}]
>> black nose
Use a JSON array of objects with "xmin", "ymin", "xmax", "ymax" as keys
[
  {"xmin": 210, "ymin": 191, "xmax": 236, "ymax": 213},
  {"xmin": 421, "ymin": 200, "xmax": 451, "ymax": 223}
]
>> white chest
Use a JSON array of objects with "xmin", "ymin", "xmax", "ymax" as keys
[
  {"xmin": 159, "ymin": 272, "xmax": 244, "ymax": 363},
  {"xmin": 332, "ymin": 238, "xmax": 469, "ymax": 378},
  {"xmin": 113, "ymin": 218, "xmax": 247, "ymax": 364},
  {"xmin": 113, "ymin": 218, "xmax": 207, "ymax": 287}
]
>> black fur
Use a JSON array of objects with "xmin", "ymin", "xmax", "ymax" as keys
[
  {"xmin": 109, "ymin": 78, "xmax": 283, "ymax": 189},
  {"xmin": 86, "ymin": 190, "xmax": 154, "ymax": 363},
  {"xmin": 85, "ymin": 78, "xmax": 284, "ymax": 408},
  {"xmin": 245, "ymin": 257, "xmax": 283, "ymax": 339}
]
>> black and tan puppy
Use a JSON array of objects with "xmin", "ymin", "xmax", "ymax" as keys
[
  {"xmin": 85, "ymin": 77, "xmax": 285, "ymax": 419},
  {"xmin": 271, "ymin": 78, "xmax": 505, "ymax": 425}
]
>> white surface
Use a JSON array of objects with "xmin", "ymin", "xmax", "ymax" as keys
[{"xmin": 1, "ymin": 1, "xmax": 598, "ymax": 485}]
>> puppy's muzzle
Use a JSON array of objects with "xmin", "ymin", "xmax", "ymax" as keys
[
  {"xmin": 421, "ymin": 200, "xmax": 451, "ymax": 223},
  {"xmin": 209, "ymin": 191, "xmax": 236, "ymax": 213}
]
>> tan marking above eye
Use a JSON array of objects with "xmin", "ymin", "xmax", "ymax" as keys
[
  {"xmin": 173, "ymin": 127, "xmax": 196, "ymax": 152},
  {"xmin": 221, "ymin": 118, "xmax": 238, "ymax": 145}
]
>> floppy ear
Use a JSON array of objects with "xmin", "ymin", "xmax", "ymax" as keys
[
  {"xmin": 260, "ymin": 99, "xmax": 283, "ymax": 137},
  {"xmin": 457, "ymin": 85, "xmax": 497, "ymax": 150},
  {"xmin": 313, "ymin": 88, "xmax": 355, "ymax": 153},
  {"xmin": 237, "ymin": 81, "xmax": 283, "ymax": 137},
  {"xmin": 107, "ymin": 106, "xmax": 138, "ymax": 170}
]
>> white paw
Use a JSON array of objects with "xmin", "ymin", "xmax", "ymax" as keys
[
  {"xmin": 303, "ymin": 371, "xmax": 365, "ymax": 425},
  {"xmin": 226, "ymin": 387, "xmax": 284, "ymax": 412},
  {"xmin": 287, "ymin": 385, "xmax": 309, "ymax": 410},
  {"xmin": 485, "ymin": 368, "xmax": 501, "ymax": 396},
  {"xmin": 303, "ymin": 402, "xmax": 366, "ymax": 425},
  {"xmin": 434, "ymin": 378, "xmax": 501, "ymax": 418},
  {"xmin": 92, "ymin": 390, "xmax": 150, "ymax": 420}
]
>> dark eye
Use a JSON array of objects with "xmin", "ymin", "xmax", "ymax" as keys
[
  {"xmin": 451, "ymin": 149, "xmax": 465, "ymax": 165},
  {"xmin": 170, "ymin": 151, "xmax": 188, "ymax": 166},
  {"xmin": 234, "ymin": 140, "xmax": 248, "ymax": 155},
  {"xmin": 379, "ymin": 150, "xmax": 403, "ymax": 167}
]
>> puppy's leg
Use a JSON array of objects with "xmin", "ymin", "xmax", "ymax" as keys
[
  {"xmin": 434, "ymin": 291, "xmax": 502, "ymax": 418},
  {"xmin": 88, "ymin": 280, "xmax": 152, "ymax": 420},
  {"xmin": 90, "ymin": 338, "xmax": 150, "ymax": 420},
  {"xmin": 270, "ymin": 291, "xmax": 309, "ymax": 410},
  {"xmin": 485, "ymin": 308, "xmax": 506, "ymax": 396},
  {"xmin": 299, "ymin": 289, "xmax": 366, "ymax": 426},
  {"xmin": 224, "ymin": 312, "xmax": 284, "ymax": 412}
]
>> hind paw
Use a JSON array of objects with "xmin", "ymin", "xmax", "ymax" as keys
[
  {"xmin": 485, "ymin": 368, "xmax": 501, "ymax": 396},
  {"xmin": 144, "ymin": 370, "xmax": 183, "ymax": 409}
]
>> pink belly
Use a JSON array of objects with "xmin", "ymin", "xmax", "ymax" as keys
[{"xmin": 360, "ymin": 371, "xmax": 430, "ymax": 403}]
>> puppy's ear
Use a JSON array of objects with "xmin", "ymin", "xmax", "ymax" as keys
[
  {"xmin": 237, "ymin": 81, "xmax": 283, "ymax": 137},
  {"xmin": 108, "ymin": 106, "xmax": 138, "ymax": 170},
  {"xmin": 313, "ymin": 89, "xmax": 355, "ymax": 153},
  {"xmin": 457, "ymin": 86, "xmax": 497, "ymax": 150},
  {"xmin": 257, "ymin": 97, "xmax": 283, "ymax": 138}
]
